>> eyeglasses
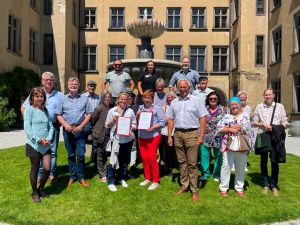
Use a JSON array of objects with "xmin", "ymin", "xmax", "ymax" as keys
[
  {"xmin": 209, "ymin": 98, "xmax": 218, "ymax": 101},
  {"xmin": 114, "ymin": 64, "xmax": 122, "ymax": 66},
  {"xmin": 43, "ymin": 79, "xmax": 54, "ymax": 82}
]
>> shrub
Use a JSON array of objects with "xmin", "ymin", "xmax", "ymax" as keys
[
  {"xmin": 0, "ymin": 97, "xmax": 16, "ymax": 131},
  {"xmin": 0, "ymin": 67, "xmax": 40, "ymax": 122}
]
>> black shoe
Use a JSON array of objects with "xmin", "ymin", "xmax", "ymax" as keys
[{"xmin": 38, "ymin": 188, "xmax": 49, "ymax": 198}]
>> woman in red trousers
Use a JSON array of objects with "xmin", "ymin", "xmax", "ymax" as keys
[{"xmin": 137, "ymin": 90, "xmax": 166, "ymax": 190}]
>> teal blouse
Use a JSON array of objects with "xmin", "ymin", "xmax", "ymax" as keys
[{"xmin": 24, "ymin": 106, "xmax": 54, "ymax": 154}]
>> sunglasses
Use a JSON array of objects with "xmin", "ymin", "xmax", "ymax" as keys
[
  {"xmin": 114, "ymin": 64, "xmax": 122, "ymax": 66},
  {"xmin": 209, "ymin": 98, "xmax": 218, "ymax": 101}
]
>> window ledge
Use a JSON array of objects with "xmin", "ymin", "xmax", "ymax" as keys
[
  {"xmin": 210, "ymin": 71, "xmax": 229, "ymax": 75},
  {"xmin": 212, "ymin": 27, "xmax": 230, "ymax": 32},
  {"xmin": 80, "ymin": 70, "xmax": 99, "ymax": 74},
  {"xmin": 82, "ymin": 28, "xmax": 98, "ymax": 32},
  {"xmin": 198, "ymin": 71, "xmax": 209, "ymax": 74},
  {"xmin": 189, "ymin": 28, "xmax": 208, "ymax": 32},
  {"xmin": 269, "ymin": 60, "xmax": 281, "ymax": 67},
  {"xmin": 291, "ymin": 51, "xmax": 300, "ymax": 57},
  {"xmin": 271, "ymin": 3, "xmax": 282, "ymax": 13},
  {"xmin": 255, "ymin": 64, "xmax": 266, "ymax": 67},
  {"xmin": 29, "ymin": 59, "xmax": 40, "ymax": 66},
  {"xmin": 166, "ymin": 28, "xmax": 183, "ymax": 32},
  {"xmin": 7, "ymin": 49, "xmax": 22, "ymax": 57},
  {"xmin": 108, "ymin": 28, "xmax": 126, "ymax": 32}
]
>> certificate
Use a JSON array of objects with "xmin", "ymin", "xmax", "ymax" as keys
[
  {"xmin": 116, "ymin": 116, "xmax": 131, "ymax": 136},
  {"xmin": 138, "ymin": 111, "xmax": 152, "ymax": 130}
]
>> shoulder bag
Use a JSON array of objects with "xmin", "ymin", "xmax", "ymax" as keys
[
  {"xmin": 254, "ymin": 103, "xmax": 276, "ymax": 155},
  {"xmin": 227, "ymin": 128, "xmax": 251, "ymax": 152}
]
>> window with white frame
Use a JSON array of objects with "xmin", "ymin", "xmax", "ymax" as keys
[
  {"xmin": 8, "ymin": 15, "xmax": 21, "ymax": 53},
  {"xmin": 214, "ymin": 8, "xmax": 228, "ymax": 28},
  {"xmin": 167, "ymin": 8, "xmax": 181, "ymax": 29},
  {"xmin": 233, "ymin": 39, "xmax": 239, "ymax": 68},
  {"xmin": 256, "ymin": 0, "xmax": 265, "ymax": 15},
  {"xmin": 256, "ymin": 35, "xmax": 264, "ymax": 66},
  {"xmin": 29, "ymin": 29, "xmax": 37, "ymax": 62},
  {"xmin": 110, "ymin": 8, "xmax": 125, "ymax": 29},
  {"xmin": 273, "ymin": 0, "xmax": 281, "ymax": 8},
  {"xmin": 294, "ymin": 13, "xmax": 300, "ymax": 53},
  {"xmin": 43, "ymin": 34, "xmax": 53, "ymax": 65},
  {"xmin": 109, "ymin": 46, "xmax": 125, "ymax": 63},
  {"xmin": 83, "ymin": 46, "xmax": 97, "ymax": 71},
  {"xmin": 44, "ymin": 0, "xmax": 52, "ymax": 15},
  {"xmin": 271, "ymin": 80, "xmax": 281, "ymax": 103},
  {"xmin": 272, "ymin": 28, "xmax": 282, "ymax": 63},
  {"xmin": 191, "ymin": 8, "xmax": 206, "ymax": 29},
  {"xmin": 72, "ymin": 42, "xmax": 77, "ymax": 70},
  {"xmin": 84, "ymin": 8, "xmax": 96, "ymax": 29},
  {"xmin": 190, "ymin": 46, "xmax": 206, "ymax": 72},
  {"xmin": 213, "ymin": 47, "xmax": 228, "ymax": 72},
  {"xmin": 165, "ymin": 46, "xmax": 181, "ymax": 62},
  {"xmin": 294, "ymin": 75, "xmax": 300, "ymax": 112},
  {"xmin": 139, "ymin": 7, "xmax": 152, "ymax": 19}
]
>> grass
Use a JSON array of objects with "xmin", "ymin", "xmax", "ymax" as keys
[{"xmin": 0, "ymin": 143, "xmax": 300, "ymax": 225}]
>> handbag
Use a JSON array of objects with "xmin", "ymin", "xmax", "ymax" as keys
[
  {"xmin": 227, "ymin": 132, "xmax": 251, "ymax": 152},
  {"xmin": 254, "ymin": 103, "xmax": 276, "ymax": 155}
]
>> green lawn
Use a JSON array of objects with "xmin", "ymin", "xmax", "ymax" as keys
[{"xmin": 0, "ymin": 143, "xmax": 300, "ymax": 225}]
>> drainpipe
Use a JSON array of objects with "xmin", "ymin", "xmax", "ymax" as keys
[
  {"xmin": 77, "ymin": 0, "xmax": 81, "ymax": 80},
  {"xmin": 228, "ymin": 0, "xmax": 232, "ymax": 98}
]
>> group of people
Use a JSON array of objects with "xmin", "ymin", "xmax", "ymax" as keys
[{"xmin": 22, "ymin": 57, "xmax": 288, "ymax": 203}]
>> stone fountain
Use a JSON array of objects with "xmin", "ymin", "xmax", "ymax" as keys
[{"xmin": 107, "ymin": 10, "xmax": 181, "ymax": 84}]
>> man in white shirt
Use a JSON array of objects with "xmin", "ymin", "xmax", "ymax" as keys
[{"xmin": 192, "ymin": 75, "xmax": 214, "ymax": 106}]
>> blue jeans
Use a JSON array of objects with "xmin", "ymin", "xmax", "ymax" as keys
[
  {"xmin": 63, "ymin": 129, "xmax": 86, "ymax": 180},
  {"xmin": 38, "ymin": 123, "xmax": 60, "ymax": 177},
  {"xmin": 107, "ymin": 140, "xmax": 133, "ymax": 185}
]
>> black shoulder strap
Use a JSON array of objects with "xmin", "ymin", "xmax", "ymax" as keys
[{"xmin": 270, "ymin": 103, "xmax": 277, "ymax": 125}]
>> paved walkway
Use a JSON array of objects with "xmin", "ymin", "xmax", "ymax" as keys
[{"xmin": 1, "ymin": 129, "xmax": 299, "ymax": 156}]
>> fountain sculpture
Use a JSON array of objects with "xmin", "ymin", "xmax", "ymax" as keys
[{"xmin": 107, "ymin": 9, "xmax": 181, "ymax": 84}]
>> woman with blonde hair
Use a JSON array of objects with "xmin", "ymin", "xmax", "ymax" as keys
[{"xmin": 105, "ymin": 92, "xmax": 137, "ymax": 192}]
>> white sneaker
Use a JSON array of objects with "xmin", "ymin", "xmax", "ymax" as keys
[
  {"xmin": 148, "ymin": 182, "xmax": 159, "ymax": 190},
  {"xmin": 139, "ymin": 179, "xmax": 151, "ymax": 186},
  {"xmin": 120, "ymin": 180, "xmax": 128, "ymax": 188},
  {"xmin": 108, "ymin": 184, "xmax": 117, "ymax": 192},
  {"xmin": 245, "ymin": 167, "xmax": 249, "ymax": 172},
  {"xmin": 213, "ymin": 177, "xmax": 220, "ymax": 182}
]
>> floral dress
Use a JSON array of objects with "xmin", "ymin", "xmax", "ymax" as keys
[
  {"xmin": 203, "ymin": 105, "xmax": 225, "ymax": 148},
  {"xmin": 216, "ymin": 112, "xmax": 254, "ymax": 153}
]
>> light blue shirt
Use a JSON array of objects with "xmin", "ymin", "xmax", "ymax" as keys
[
  {"xmin": 24, "ymin": 106, "xmax": 54, "ymax": 154},
  {"xmin": 82, "ymin": 92, "xmax": 100, "ymax": 112},
  {"xmin": 56, "ymin": 93, "xmax": 93, "ymax": 125},
  {"xmin": 169, "ymin": 69, "xmax": 200, "ymax": 94},
  {"xmin": 166, "ymin": 94, "xmax": 208, "ymax": 129},
  {"xmin": 138, "ymin": 104, "xmax": 166, "ymax": 139},
  {"xmin": 23, "ymin": 89, "xmax": 63, "ymax": 122}
]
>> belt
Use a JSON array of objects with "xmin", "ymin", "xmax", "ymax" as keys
[{"xmin": 175, "ymin": 128, "xmax": 198, "ymax": 132}]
